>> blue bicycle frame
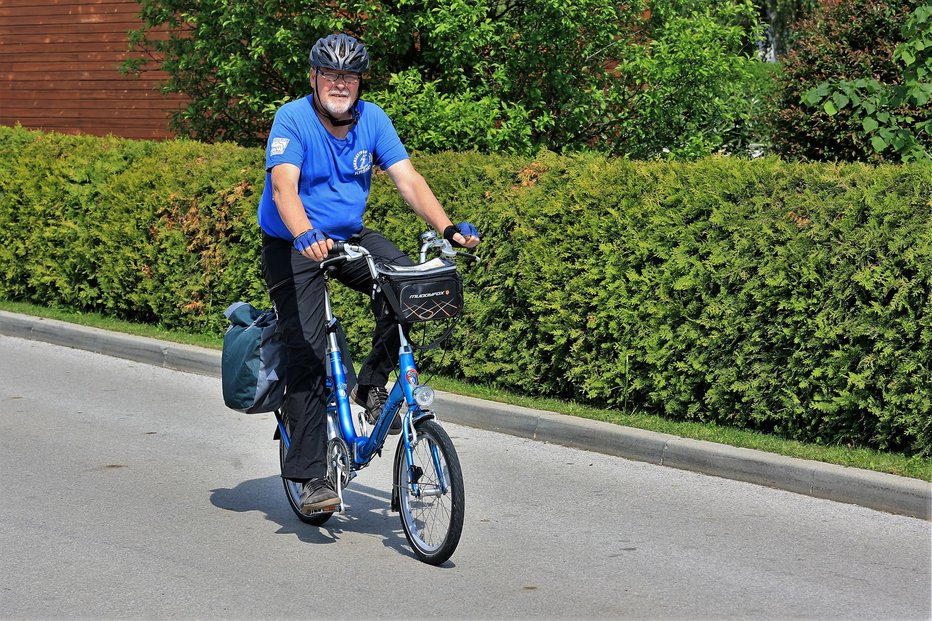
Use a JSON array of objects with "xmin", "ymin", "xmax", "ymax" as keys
[{"xmin": 325, "ymin": 319, "xmax": 424, "ymax": 467}]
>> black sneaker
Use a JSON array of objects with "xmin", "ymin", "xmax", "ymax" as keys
[
  {"xmin": 352, "ymin": 384, "xmax": 402, "ymax": 434},
  {"xmin": 299, "ymin": 478, "xmax": 340, "ymax": 515}
]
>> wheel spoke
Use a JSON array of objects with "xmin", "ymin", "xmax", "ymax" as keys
[{"xmin": 396, "ymin": 420, "xmax": 464, "ymax": 564}]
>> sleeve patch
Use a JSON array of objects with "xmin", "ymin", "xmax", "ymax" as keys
[{"xmin": 270, "ymin": 137, "xmax": 290, "ymax": 156}]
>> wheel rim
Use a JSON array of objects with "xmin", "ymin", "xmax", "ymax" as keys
[
  {"xmin": 280, "ymin": 438, "xmax": 303, "ymax": 508},
  {"xmin": 279, "ymin": 412, "xmax": 332, "ymax": 525},
  {"xmin": 400, "ymin": 434, "xmax": 454, "ymax": 553},
  {"xmin": 284, "ymin": 477, "xmax": 303, "ymax": 507}
]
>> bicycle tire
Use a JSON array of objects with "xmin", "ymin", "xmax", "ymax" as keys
[
  {"xmin": 396, "ymin": 419, "xmax": 464, "ymax": 565},
  {"xmin": 279, "ymin": 413, "xmax": 333, "ymax": 526}
]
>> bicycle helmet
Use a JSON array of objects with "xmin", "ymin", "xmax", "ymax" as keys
[{"xmin": 309, "ymin": 34, "xmax": 370, "ymax": 73}]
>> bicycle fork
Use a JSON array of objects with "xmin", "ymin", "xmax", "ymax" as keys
[{"xmin": 390, "ymin": 327, "xmax": 449, "ymax": 509}]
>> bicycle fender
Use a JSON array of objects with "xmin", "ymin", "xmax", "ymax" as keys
[
  {"xmin": 412, "ymin": 409, "xmax": 436, "ymax": 425},
  {"xmin": 391, "ymin": 435, "xmax": 403, "ymax": 513},
  {"xmin": 390, "ymin": 410, "xmax": 437, "ymax": 513}
]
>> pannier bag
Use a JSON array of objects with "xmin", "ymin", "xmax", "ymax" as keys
[
  {"xmin": 222, "ymin": 302, "xmax": 287, "ymax": 413},
  {"xmin": 376, "ymin": 257, "xmax": 463, "ymax": 323}
]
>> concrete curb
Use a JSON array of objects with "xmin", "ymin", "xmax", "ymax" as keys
[{"xmin": 3, "ymin": 309, "xmax": 930, "ymax": 520}]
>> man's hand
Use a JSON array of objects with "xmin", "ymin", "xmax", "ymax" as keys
[
  {"xmin": 443, "ymin": 222, "xmax": 480, "ymax": 249},
  {"xmin": 293, "ymin": 228, "xmax": 333, "ymax": 261}
]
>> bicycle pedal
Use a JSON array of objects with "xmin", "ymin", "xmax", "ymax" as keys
[{"xmin": 304, "ymin": 502, "xmax": 342, "ymax": 515}]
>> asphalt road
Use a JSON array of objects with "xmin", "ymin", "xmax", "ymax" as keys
[{"xmin": 1, "ymin": 335, "xmax": 930, "ymax": 620}]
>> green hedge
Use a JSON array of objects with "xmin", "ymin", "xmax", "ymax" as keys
[{"xmin": 1, "ymin": 126, "xmax": 930, "ymax": 455}]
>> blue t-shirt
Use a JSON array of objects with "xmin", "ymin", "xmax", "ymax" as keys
[{"xmin": 257, "ymin": 97, "xmax": 409, "ymax": 241}]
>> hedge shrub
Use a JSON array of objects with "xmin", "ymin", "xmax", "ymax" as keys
[
  {"xmin": 0, "ymin": 129, "xmax": 268, "ymax": 331},
  {"xmin": 1, "ymin": 126, "xmax": 930, "ymax": 455}
]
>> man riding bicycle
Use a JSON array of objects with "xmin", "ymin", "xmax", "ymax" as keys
[{"xmin": 257, "ymin": 33, "xmax": 480, "ymax": 515}]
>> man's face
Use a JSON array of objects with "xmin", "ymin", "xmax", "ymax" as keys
[{"xmin": 315, "ymin": 69, "xmax": 361, "ymax": 117}]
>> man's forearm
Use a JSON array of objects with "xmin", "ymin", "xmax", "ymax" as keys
[
  {"xmin": 272, "ymin": 188, "xmax": 313, "ymax": 238},
  {"xmin": 402, "ymin": 175, "xmax": 453, "ymax": 233}
]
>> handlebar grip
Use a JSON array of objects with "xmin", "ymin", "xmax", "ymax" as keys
[
  {"xmin": 318, "ymin": 241, "xmax": 357, "ymax": 271},
  {"xmin": 318, "ymin": 242, "xmax": 375, "ymax": 274}
]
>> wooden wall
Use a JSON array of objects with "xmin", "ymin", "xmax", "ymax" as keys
[{"xmin": 0, "ymin": 0, "xmax": 185, "ymax": 140}]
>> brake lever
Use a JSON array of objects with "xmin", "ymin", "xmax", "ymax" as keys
[
  {"xmin": 456, "ymin": 250, "xmax": 481, "ymax": 263},
  {"xmin": 319, "ymin": 256, "xmax": 346, "ymax": 271}
]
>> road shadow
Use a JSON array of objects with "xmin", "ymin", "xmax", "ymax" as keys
[{"xmin": 210, "ymin": 475, "xmax": 434, "ymax": 564}]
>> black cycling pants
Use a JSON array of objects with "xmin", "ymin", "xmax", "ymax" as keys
[{"xmin": 261, "ymin": 228, "xmax": 414, "ymax": 482}]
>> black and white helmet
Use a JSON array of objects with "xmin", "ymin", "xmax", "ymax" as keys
[{"xmin": 309, "ymin": 34, "xmax": 370, "ymax": 73}]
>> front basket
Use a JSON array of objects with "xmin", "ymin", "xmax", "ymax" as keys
[{"xmin": 376, "ymin": 258, "xmax": 463, "ymax": 324}]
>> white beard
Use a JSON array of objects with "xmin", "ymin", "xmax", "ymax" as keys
[{"xmin": 323, "ymin": 94, "xmax": 353, "ymax": 116}]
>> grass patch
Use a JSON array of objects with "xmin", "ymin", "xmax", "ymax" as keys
[
  {"xmin": 0, "ymin": 300, "xmax": 223, "ymax": 349},
  {"xmin": 2, "ymin": 298, "xmax": 930, "ymax": 481},
  {"xmin": 422, "ymin": 374, "xmax": 932, "ymax": 481}
]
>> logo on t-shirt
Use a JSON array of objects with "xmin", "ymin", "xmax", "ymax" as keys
[
  {"xmin": 270, "ymin": 137, "xmax": 289, "ymax": 156},
  {"xmin": 353, "ymin": 150, "xmax": 372, "ymax": 176}
]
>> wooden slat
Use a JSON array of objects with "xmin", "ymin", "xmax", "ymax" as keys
[
  {"xmin": 0, "ymin": 3, "xmax": 141, "ymax": 17},
  {"xmin": 2, "ymin": 67, "xmax": 171, "ymax": 79},
  {"xmin": 0, "ymin": 72, "xmax": 177, "ymax": 85},
  {"xmin": 2, "ymin": 105, "xmax": 181, "ymax": 118},
  {"xmin": 3, "ymin": 59, "xmax": 159, "ymax": 70},
  {"xmin": 0, "ymin": 93, "xmax": 183, "ymax": 104},
  {"xmin": 0, "ymin": 41, "xmax": 142, "ymax": 54},
  {"xmin": 0, "ymin": 23, "xmax": 142, "ymax": 35},
  {"xmin": 1, "ymin": 15, "xmax": 141, "ymax": 27},
  {"xmin": 2, "ymin": 96, "xmax": 184, "ymax": 109},
  {"xmin": 0, "ymin": 23, "xmax": 135, "ymax": 37},
  {"xmin": 4, "ymin": 114, "xmax": 175, "ymax": 126},
  {"xmin": 2, "ymin": 113, "xmax": 174, "ymax": 124},
  {"xmin": 5, "ymin": 56, "xmax": 168, "ymax": 69},
  {"xmin": 0, "ymin": 0, "xmax": 136, "ymax": 8},
  {"xmin": 2, "ymin": 88, "xmax": 184, "ymax": 100},
  {"xmin": 0, "ymin": 30, "xmax": 171, "ymax": 44},
  {"xmin": 1, "ymin": 100, "xmax": 184, "ymax": 112},
  {"xmin": 4, "ymin": 76, "xmax": 173, "ymax": 88}
]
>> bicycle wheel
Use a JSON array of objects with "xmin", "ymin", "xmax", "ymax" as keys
[
  {"xmin": 279, "ymin": 412, "xmax": 333, "ymax": 526},
  {"xmin": 396, "ymin": 419, "xmax": 464, "ymax": 565}
]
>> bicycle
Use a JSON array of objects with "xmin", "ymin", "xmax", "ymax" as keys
[{"xmin": 272, "ymin": 231, "xmax": 474, "ymax": 565}]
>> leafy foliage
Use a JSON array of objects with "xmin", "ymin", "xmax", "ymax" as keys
[
  {"xmin": 2, "ymin": 126, "xmax": 931, "ymax": 454},
  {"xmin": 803, "ymin": 4, "xmax": 932, "ymax": 162},
  {"xmin": 770, "ymin": 0, "xmax": 924, "ymax": 161},
  {"xmin": 619, "ymin": 3, "xmax": 767, "ymax": 158},
  {"xmin": 124, "ymin": 0, "xmax": 768, "ymax": 158},
  {"xmin": 366, "ymin": 68, "xmax": 543, "ymax": 155}
]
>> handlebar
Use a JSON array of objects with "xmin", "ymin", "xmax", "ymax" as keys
[
  {"xmin": 418, "ymin": 230, "xmax": 481, "ymax": 264},
  {"xmin": 319, "ymin": 233, "xmax": 479, "ymax": 276},
  {"xmin": 319, "ymin": 241, "xmax": 374, "ymax": 274}
]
